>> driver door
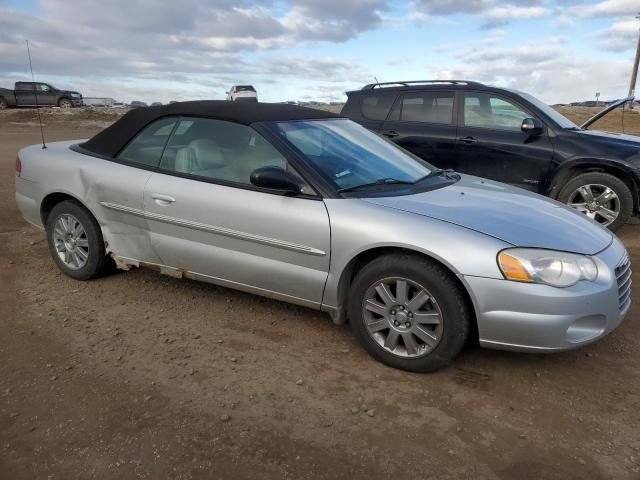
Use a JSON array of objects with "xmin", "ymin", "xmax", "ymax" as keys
[
  {"xmin": 36, "ymin": 83, "xmax": 56, "ymax": 106},
  {"xmin": 143, "ymin": 117, "xmax": 331, "ymax": 308},
  {"xmin": 456, "ymin": 91, "xmax": 555, "ymax": 191}
]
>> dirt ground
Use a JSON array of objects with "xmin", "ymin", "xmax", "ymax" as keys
[{"xmin": 1, "ymin": 109, "xmax": 640, "ymax": 480}]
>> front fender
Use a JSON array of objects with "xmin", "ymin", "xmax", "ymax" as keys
[
  {"xmin": 545, "ymin": 157, "xmax": 640, "ymax": 201},
  {"xmin": 321, "ymin": 198, "xmax": 511, "ymax": 310}
]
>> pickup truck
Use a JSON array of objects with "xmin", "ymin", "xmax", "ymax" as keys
[{"xmin": 0, "ymin": 81, "xmax": 83, "ymax": 109}]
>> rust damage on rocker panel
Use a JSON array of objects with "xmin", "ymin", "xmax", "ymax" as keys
[{"xmin": 107, "ymin": 250, "xmax": 187, "ymax": 279}]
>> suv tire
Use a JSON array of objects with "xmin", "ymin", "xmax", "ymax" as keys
[{"xmin": 557, "ymin": 172, "xmax": 632, "ymax": 232}]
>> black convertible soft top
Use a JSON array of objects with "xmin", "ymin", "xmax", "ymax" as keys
[{"xmin": 80, "ymin": 100, "xmax": 341, "ymax": 158}]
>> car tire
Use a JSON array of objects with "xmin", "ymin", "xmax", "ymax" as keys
[
  {"xmin": 46, "ymin": 200, "xmax": 112, "ymax": 280},
  {"xmin": 557, "ymin": 172, "xmax": 633, "ymax": 232},
  {"xmin": 0, "ymin": 97, "xmax": 7, "ymax": 109},
  {"xmin": 58, "ymin": 98, "xmax": 72, "ymax": 108},
  {"xmin": 348, "ymin": 253, "xmax": 472, "ymax": 373}
]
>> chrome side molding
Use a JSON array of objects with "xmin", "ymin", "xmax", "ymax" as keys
[{"xmin": 100, "ymin": 202, "xmax": 327, "ymax": 257}]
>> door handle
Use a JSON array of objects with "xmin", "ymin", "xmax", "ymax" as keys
[
  {"xmin": 459, "ymin": 136, "xmax": 478, "ymax": 144},
  {"xmin": 151, "ymin": 193, "xmax": 176, "ymax": 206},
  {"xmin": 382, "ymin": 130, "xmax": 399, "ymax": 138}
]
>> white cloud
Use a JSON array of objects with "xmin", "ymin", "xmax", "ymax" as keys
[
  {"xmin": 410, "ymin": 0, "xmax": 550, "ymax": 27},
  {"xmin": 596, "ymin": 18, "xmax": 640, "ymax": 51},
  {"xmin": 574, "ymin": 0, "xmax": 639, "ymax": 17},
  {"xmin": 0, "ymin": 0, "xmax": 382, "ymax": 102},
  {"xmin": 482, "ymin": 6, "xmax": 552, "ymax": 22},
  {"xmin": 431, "ymin": 42, "xmax": 632, "ymax": 104}
]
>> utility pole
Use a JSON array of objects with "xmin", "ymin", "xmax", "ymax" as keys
[{"xmin": 628, "ymin": 12, "xmax": 640, "ymax": 108}]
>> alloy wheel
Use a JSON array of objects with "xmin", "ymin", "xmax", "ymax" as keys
[
  {"xmin": 52, "ymin": 214, "xmax": 89, "ymax": 270},
  {"xmin": 567, "ymin": 183, "xmax": 620, "ymax": 227},
  {"xmin": 362, "ymin": 277, "xmax": 443, "ymax": 358}
]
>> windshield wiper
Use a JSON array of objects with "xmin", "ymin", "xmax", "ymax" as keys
[
  {"xmin": 337, "ymin": 178, "xmax": 413, "ymax": 193},
  {"xmin": 413, "ymin": 168, "xmax": 457, "ymax": 183}
]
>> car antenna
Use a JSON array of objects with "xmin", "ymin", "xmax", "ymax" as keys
[
  {"xmin": 25, "ymin": 39, "xmax": 46, "ymax": 149},
  {"xmin": 374, "ymin": 76, "xmax": 381, "ymax": 88}
]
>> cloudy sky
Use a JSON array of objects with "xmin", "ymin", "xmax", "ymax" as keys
[{"xmin": 0, "ymin": 0, "xmax": 638, "ymax": 104}]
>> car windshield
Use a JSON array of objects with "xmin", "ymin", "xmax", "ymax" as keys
[
  {"xmin": 515, "ymin": 91, "xmax": 578, "ymax": 129},
  {"xmin": 272, "ymin": 119, "xmax": 433, "ymax": 191}
]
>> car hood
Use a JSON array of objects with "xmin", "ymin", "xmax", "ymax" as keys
[
  {"xmin": 363, "ymin": 175, "xmax": 612, "ymax": 255},
  {"xmin": 571, "ymin": 128, "xmax": 640, "ymax": 147},
  {"xmin": 580, "ymin": 96, "xmax": 633, "ymax": 129}
]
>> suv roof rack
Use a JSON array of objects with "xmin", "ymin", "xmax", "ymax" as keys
[{"xmin": 361, "ymin": 80, "xmax": 485, "ymax": 90}]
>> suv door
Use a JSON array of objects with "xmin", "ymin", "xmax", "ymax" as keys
[
  {"xmin": 456, "ymin": 91, "xmax": 554, "ymax": 191},
  {"xmin": 143, "ymin": 117, "xmax": 331, "ymax": 308},
  {"xmin": 379, "ymin": 90, "xmax": 458, "ymax": 167}
]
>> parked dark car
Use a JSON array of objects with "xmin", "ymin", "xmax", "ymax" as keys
[
  {"xmin": 129, "ymin": 101, "xmax": 148, "ymax": 108},
  {"xmin": 0, "ymin": 81, "xmax": 82, "ymax": 108},
  {"xmin": 342, "ymin": 80, "xmax": 640, "ymax": 231}
]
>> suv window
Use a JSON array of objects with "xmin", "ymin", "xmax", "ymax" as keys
[
  {"xmin": 464, "ymin": 93, "xmax": 530, "ymax": 130},
  {"xmin": 360, "ymin": 92, "xmax": 397, "ymax": 121},
  {"xmin": 158, "ymin": 117, "xmax": 314, "ymax": 193},
  {"xmin": 117, "ymin": 117, "xmax": 177, "ymax": 167},
  {"xmin": 388, "ymin": 91, "xmax": 454, "ymax": 124}
]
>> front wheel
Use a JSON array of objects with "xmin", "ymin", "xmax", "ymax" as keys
[
  {"xmin": 58, "ymin": 98, "xmax": 72, "ymax": 108},
  {"xmin": 557, "ymin": 172, "xmax": 632, "ymax": 232},
  {"xmin": 0, "ymin": 97, "xmax": 7, "ymax": 109},
  {"xmin": 348, "ymin": 254, "xmax": 472, "ymax": 373},
  {"xmin": 46, "ymin": 200, "xmax": 112, "ymax": 280}
]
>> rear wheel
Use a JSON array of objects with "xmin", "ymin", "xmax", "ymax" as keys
[
  {"xmin": 348, "ymin": 253, "xmax": 471, "ymax": 373},
  {"xmin": 557, "ymin": 172, "xmax": 632, "ymax": 232},
  {"xmin": 58, "ymin": 98, "xmax": 72, "ymax": 108},
  {"xmin": 46, "ymin": 200, "xmax": 111, "ymax": 280}
]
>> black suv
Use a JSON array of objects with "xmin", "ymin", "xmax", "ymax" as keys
[{"xmin": 342, "ymin": 80, "xmax": 640, "ymax": 231}]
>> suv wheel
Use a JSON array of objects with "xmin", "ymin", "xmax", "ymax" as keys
[
  {"xmin": 0, "ymin": 97, "xmax": 7, "ymax": 109},
  {"xmin": 58, "ymin": 98, "xmax": 72, "ymax": 108},
  {"xmin": 557, "ymin": 172, "xmax": 632, "ymax": 231},
  {"xmin": 46, "ymin": 200, "xmax": 112, "ymax": 280},
  {"xmin": 348, "ymin": 253, "xmax": 471, "ymax": 373}
]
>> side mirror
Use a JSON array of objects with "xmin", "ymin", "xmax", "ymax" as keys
[
  {"xmin": 250, "ymin": 167, "xmax": 302, "ymax": 194},
  {"xmin": 521, "ymin": 118, "xmax": 544, "ymax": 135}
]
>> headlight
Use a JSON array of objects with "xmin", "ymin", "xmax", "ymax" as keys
[
  {"xmin": 71, "ymin": 93, "xmax": 81, "ymax": 97},
  {"xmin": 498, "ymin": 248, "xmax": 598, "ymax": 288}
]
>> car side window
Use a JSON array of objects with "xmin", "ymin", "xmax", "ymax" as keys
[
  {"xmin": 388, "ymin": 91, "xmax": 454, "ymax": 125},
  {"xmin": 117, "ymin": 117, "xmax": 178, "ymax": 167},
  {"xmin": 464, "ymin": 93, "xmax": 530, "ymax": 130},
  {"xmin": 360, "ymin": 92, "xmax": 397, "ymax": 121},
  {"xmin": 158, "ymin": 117, "xmax": 315, "ymax": 194}
]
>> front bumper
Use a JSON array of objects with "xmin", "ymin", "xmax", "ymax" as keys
[
  {"xmin": 71, "ymin": 98, "xmax": 83, "ymax": 107},
  {"xmin": 464, "ymin": 238, "xmax": 630, "ymax": 352}
]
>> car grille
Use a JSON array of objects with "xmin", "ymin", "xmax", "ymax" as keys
[{"xmin": 615, "ymin": 254, "xmax": 632, "ymax": 312}]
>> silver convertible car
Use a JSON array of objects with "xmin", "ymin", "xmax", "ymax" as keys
[{"xmin": 15, "ymin": 101, "xmax": 631, "ymax": 372}]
